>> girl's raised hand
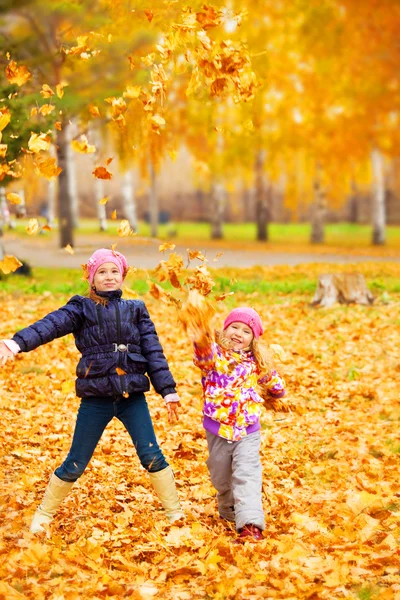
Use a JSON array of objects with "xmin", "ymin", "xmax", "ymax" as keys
[
  {"xmin": 164, "ymin": 393, "xmax": 180, "ymax": 423},
  {"xmin": 0, "ymin": 341, "xmax": 15, "ymax": 366}
]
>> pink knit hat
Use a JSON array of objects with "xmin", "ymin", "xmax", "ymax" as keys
[
  {"xmin": 223, "ymin": 307, "xmax": 264, "ymax": 339},
  {"xmin": 86, "ymin": 248, "xmax": 129, "ymax": 287}
]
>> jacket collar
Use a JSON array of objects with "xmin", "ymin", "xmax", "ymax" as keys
[{"xmin": 94, "ymin": 288, "xmax": 123, "ymax": 300}]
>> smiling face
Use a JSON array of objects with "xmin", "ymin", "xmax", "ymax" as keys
[
  {"xmin": 223, "ymin": 321, "xmax": 254, "ymax": 351},
  {"xmin": 92, "ymin": 262, "xmax": 123, "ymax": 292}
]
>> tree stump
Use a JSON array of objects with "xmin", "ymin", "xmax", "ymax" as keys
[{"xmin": 311, "ymin": 273, "xmax": 375, "ymax": 308}]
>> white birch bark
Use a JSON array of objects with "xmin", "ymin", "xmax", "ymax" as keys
[
  {"xmin": 371, "ymin": 149, "xmax": 386, "ymax": 245},
  {"xmin": 65, "ymin": 120, "xmax": 79, "ymax": 229}
]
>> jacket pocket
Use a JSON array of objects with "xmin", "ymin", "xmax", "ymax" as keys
[
  {"xmin": 76, "ymin": 356, "xmax": 117, "ymax": 378},
  {"xmin": 127, "ymin": 352, "xmax": 148, "ymax": 374}
]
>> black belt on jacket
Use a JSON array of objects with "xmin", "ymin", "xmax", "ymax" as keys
[{"xmin": 82, "ymin": 343, "xmax": 137, "ymax": 356}]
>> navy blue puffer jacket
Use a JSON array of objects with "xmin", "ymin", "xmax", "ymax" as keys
[{"xmin": 12, "ymin": 290, "xmax": 176, "ymax": 399}]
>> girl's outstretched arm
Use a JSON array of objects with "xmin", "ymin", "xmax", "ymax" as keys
[{"xmin": 9, "ymin": 296, "xmax": 84, "ymax": 353}]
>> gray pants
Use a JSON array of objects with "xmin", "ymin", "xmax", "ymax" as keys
[{"xmin": 206, "ymin": 430, "xmax": 265, "ymax": 531}]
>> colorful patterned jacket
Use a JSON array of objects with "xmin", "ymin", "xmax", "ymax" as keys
[{"xmin": 193, "ymin": 338, "xmax": 286, "ymax": 441}]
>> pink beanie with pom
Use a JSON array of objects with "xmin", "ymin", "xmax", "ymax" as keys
[
  {"xmin": 86, "ymin": 248, "xmax": 129, "ymax": 287},
  {"xmin": 223, "ymin": 307, "xmax": 264, "ymax": 339}
]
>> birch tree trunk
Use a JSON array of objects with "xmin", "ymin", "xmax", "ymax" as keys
[
  {"xmin": 148, "ymin": 160, "xmax": 158, "ymax": 238},
  {"xmin": 65, "ymin": 121, "xmax": 79, "ymax": 229},
  {"xmin": 254, "ymin": 149, "xmax": 269, "ymax": 241},
  {"xmin": 310, "ymin": 165, "xmax": 326, "ymax": 244},
  {"xmin": 371, "ymin": 149, "xmax": 386, "ymax": 245},
  {"xmin": 210, "ymin": 181, "xmax": 225, "ymax": 239},
  {"xmin": 121, "ymin": 168, "xmax": 138, "ymax": 231},
  {"xmin": 56, "ymin": 126, "xmax": 74, "ymax": 248}
]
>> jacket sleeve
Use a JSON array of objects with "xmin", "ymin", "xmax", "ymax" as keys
[
  {"xmin": 193, "ymin": 334, "xmax": 217, "ymax": 372},
  {"xmin": 137, "ymin": 301, "xmax": 176, "ymax": 397},
  {"xmin": 258, "ymin": 370, "xmax": 286, "ymax": 398},
  {"xmin": 11, "ymin": 295, "xmax": 84, "ymax": 352}
]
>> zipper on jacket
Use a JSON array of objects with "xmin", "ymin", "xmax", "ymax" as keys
[
  {"xmin": 115, "ymin": 301, "xmax": 128, "ymax": 397},
  {"xmin": 96, "ymin": 304, "xmax": 104, "ymax": 334}
]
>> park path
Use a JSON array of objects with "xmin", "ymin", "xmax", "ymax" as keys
[{"xmin": 3, "ymin": 234, "xmax": 400, "ymax": 269}]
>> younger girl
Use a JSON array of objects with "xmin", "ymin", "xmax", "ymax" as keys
[
  {"xmin": 0, "ymin": 248, "xmax": 184, "ymax": 534},
  {"xmin": 189, "ymin": 304, "xmax": 286, "ymax": 541}
]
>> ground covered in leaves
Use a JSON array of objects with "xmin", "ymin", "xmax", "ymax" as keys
[{"xmin": 0, "ymin": 266, "xmax": 399, "ymax": 600}]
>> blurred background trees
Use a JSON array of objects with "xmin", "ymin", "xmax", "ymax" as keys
[{"xmin": 0, "ymin": 0, "xmax": 399, "ymax": 248}]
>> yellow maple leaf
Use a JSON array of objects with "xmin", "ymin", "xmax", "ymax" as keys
[
  {"xmin": 88, "ymin": 104, "xmax": 101, "ymax": 117},
  {"xmin": 56, "ymin": 82, "xmax": 67, "ymax": 99},
  {"xmin": 99, "ymin": 196, "xmax": 109, "ymax": 205},
  {"xmin": 117, "ymin": 219, "xmax": 134, "ymax": 237},
  {"xmin": 159, "ymin": 242, "xmax": 176, "ymax": 252},
  {"xmin": 0, "ymin": 108, "xmax": 11, "ymax": 132},
  {"xmin": 39, "ymin": 104, "xmax": 55, "ymax": 116},
  {"xmin": 6, "ymin": 192, "xmax": 21, "ymax": 205},
  {"xmin": 40, "ymin": 83, "xmax": 55, "ymax": 98},
  {"xmin": 0, "ymin": 254, "xmax": 22, "ymax": 274},
  {"xmin": 26, "ymin": 219, "xmax": 40, "ymax": 235},
  {"xmin": 123, "ymin": 85, "xmax": 141, "ymax": 99},
  {"xmin": 28, "ymin": 132, "xmax": 51, "ymax": 153},
  {"xmin": 71, "ymin": 135, "xmax": 96, "ymax": 154},
  {"xmin": 5, "ymin": 60, "xmax": 31, "ymax": 86},
  {"xmin": 34, "ymin": 157, "xmax": 62, "ymax": 180}
]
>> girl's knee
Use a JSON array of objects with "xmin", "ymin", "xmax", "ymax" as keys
[{"xmin": 55, "ymin": 461, "xmax": 87, "ymax": 482}]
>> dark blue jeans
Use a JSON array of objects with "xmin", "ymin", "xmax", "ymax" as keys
[{"xmin": 55, "ymin": 393, "xmax": 168, "ymax": 482}]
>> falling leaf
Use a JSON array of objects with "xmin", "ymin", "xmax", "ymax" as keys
[
  {"xmin": 116, "ymin": 367, "xmax": 127, "ymax": 376},
  {"xmin": 6, "ymin": 192, "xmax": 21, "ymax": 205},
  {"xmin": 39, "ymin": 104, "xmax": 55, "ymax": 116},
  {"xmin": 99, "ymin": 196, "xmax": 109, "ymax": 205},
  {"xmin": 159, "ymin": 242, "xmax": 176, "ymax": 252},
  {"xmin": 26, "ymin": 219, "xmax": 40, "ymax": 235},
  {"xmin": 123, "ymin": 85, "xmax": 142, "ymax": 99},
  {"xmin": 168, "ymin": 149, "xmax": 177, "ymax": 161},
  {"xmin": 40, "ymin": 84, "xmax": 55, "ymax": 98},
  {"xmin": 144, "ymin": 9, "xmax": 154, "ymax": 22},
  {"xmin": 5, "ymin": 60, "xmax": 31, "ymax": 86},
  {"xmin": 93, "ymin": 166, "xmax": 112, "ymax": 180},
  {"xmin": 122, "ymin": 286, "xmax": 139, "ymax": 299},
  {"xmin": 117, "ymin": 219, "xmax": 134, "ymax": 236},
  {"xmin": 71, "ymin": 135, "xmax": 96, "ymax": 154},
  {"xmin": 214, "ymin": 292, "xmax": 234, "ymax": 301},
  {"xmin": 269, "ymin": 344, "xmax": 287, "ymax": 362},
  {"xmin": 64, "ymin": 244, "xmax": 74, "ymax": 255},
  {"xmin": 56, "ymin": 83, "xmax": 67, "ymax": 99},
  {"xmin": 54, "ymin": 121, "xmax": 62, "ymax": 131},
  {"xmin": 34, "ymin": 157, "xmax": 62, "ymax": 180},
  {"xmin": 0, "ymin": 254, "xmax": 22, "ymax": 274},
  {"xmin": 105, "ymin": 157, "xmax": 113, "ymax": 166},
  {"xmin": 111, "ymin": 209, "xmax": 117, "ymax": 220},
  {"xmin": 0, "ymin": 144, "xmax": 7, "ymax": 158},
  {"xmin": 88, "ymin": 104, "xmax": 101, "ymax": 117},
  {"xmin": 28, "ymin": 132, "xmax": 51, "ymax": 154},
  {"xmin": 188, "ymin": 249, "xmax": 206, "ymax": 262},
  {"xmin": 42, "ymin": 224, "xmax": 52, "ymax": 231},
  {"xmin": 213, "ymin": 252, "xmax": 223, "ymax": 262},
  {"xmin": 0, "ymin": 108, "xmax": 11, "ymax": 132}
]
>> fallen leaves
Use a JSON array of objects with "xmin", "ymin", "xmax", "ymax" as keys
[{"xmin": 0, "ymin": 272, "xmax": 399, "ymax": 599}]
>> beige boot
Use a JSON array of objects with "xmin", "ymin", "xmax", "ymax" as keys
[
  {"xmin": 30, "ymin": 473, "xmax": 73, "ymax": 535},
  {"xmin": 149, "ymin": 466, "xmax": 184, "ymax": 523}
]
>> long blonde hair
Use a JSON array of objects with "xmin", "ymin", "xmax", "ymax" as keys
[{"xmin": 215, "ymin": 330, "xmax": 274, "ymax": 374}]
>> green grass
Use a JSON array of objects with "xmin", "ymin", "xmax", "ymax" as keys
[
  {"xmin": 5, "ymin": 219, "xmax": 400, "ymax": 247},
  {"xmin": 1, "ymin": 266, "xmax": 400, "ymax": 302}
]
